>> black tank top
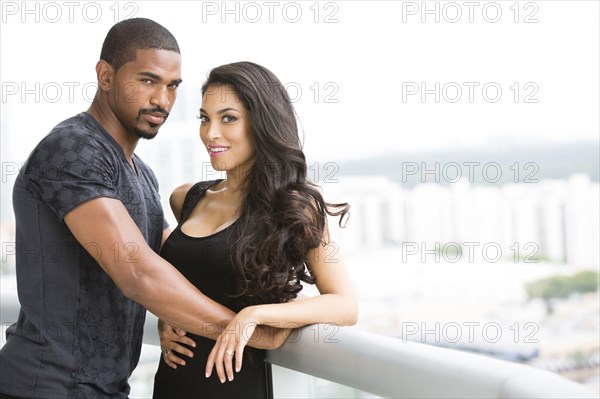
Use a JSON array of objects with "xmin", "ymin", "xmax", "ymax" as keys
[{"xmin": 153, "ymin": 180, "xmax": 268, "ymax": 399}]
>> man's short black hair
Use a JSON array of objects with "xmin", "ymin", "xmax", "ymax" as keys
[{"xmin": 100, "ymin": 18, "xmax": 180, "ymax": 71}]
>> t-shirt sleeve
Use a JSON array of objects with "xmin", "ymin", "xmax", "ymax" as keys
[{"xmin": 21, "ymin": 129, "xmax": 119, "ymax": 220}]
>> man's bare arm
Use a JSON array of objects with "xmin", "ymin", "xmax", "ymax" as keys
[{"xmin": 65, "ymin": 197, "xmax": 233, "ymax": 339}]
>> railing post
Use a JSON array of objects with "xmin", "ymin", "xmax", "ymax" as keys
[{"xmin": 264, "ymin": 362, "xmax": 274, "ymax": 399}]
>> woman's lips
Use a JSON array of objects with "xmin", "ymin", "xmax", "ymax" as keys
[{"xmin": 208, "ymin": 146, "xmax": 229, "ymax": 157}]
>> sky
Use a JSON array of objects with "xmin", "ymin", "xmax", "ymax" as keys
[{"xmin": 0, "ymin": 0, "xmax": 599, "ymax": 166}]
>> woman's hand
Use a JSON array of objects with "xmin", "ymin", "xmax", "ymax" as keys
[
  {"xmin": 205, "ymin": 306, "xmax": 261, "ymax": 383},
  {"xmin": 158, "ymin": 318, "xmax": 196, "ymax": 369}
]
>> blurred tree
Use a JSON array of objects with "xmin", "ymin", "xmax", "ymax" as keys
[{"xmin": 526, "ymin": 270, "xmax": 599, "ymax": 314}]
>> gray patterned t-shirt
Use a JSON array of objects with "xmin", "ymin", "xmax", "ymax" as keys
[{"xmin": 0, "ymin": 112, "xmax": 167, "ymax": 398}]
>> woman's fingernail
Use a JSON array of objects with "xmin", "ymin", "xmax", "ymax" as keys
[
  {"xmin": 205, "ymin": 372, "xmax": 210, "ymax": 378},
  {"xmin": 220, "ymin": 378, "xmax": 225, "ymax": 383}
]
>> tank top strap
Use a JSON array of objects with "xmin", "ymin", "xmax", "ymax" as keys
[{"xmin": 179, "ymin": 179, "xmax": 223, "ymax": 223}]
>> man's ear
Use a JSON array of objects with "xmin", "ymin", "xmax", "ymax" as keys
[{"xmin": 96, "ymin": 60, "xmax": 115, "ymax": 91}]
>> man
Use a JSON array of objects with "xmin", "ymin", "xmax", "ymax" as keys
[{"xmin": 0, "ymin": 18, "xmax": 284, "ymax": 399}]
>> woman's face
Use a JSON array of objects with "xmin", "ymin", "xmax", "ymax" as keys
[{"xmin": 199, "ymin": 84, "xmax": 255, "ymax": 175}]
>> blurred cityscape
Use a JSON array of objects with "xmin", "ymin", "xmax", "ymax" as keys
[
  {"xmin": 320, "ymin": 172, "xmax": 599, "ymax": 395},
  {"xmin": 324, "ymin": 173, "xmax": 599, "ymax": 265}
]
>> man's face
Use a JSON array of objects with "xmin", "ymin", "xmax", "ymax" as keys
[{"xmin": 109, "ymin": 48, "xmax": 182, "ymax": 139}]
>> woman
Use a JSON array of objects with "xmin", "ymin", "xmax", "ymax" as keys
[{"xmin": 153, "ymin": 61, "xmax": 357, "ymax": 398}]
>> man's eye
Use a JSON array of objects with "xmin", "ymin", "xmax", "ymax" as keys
[{"xmin": 141, "ymin": 79, "xmax": 152, "ymax": 84}]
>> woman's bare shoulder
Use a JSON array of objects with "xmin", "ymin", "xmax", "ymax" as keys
[{"xmin": 169, "ymin": 183, "xmax": 195, "ymax": 223}]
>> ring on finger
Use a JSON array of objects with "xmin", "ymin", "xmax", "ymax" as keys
[
  {"xmin": 225, "ymin": 349, "xmax": 235, "ymax": 357},
  {"xmin": 163, "ymin": 349, "xmax": 172, "ymax": 357}
]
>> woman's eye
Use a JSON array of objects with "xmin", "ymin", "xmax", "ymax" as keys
[
  {"xmin": 223, "ymin": 115, "xmax": 237, "ymax": 123},
  {"xmin": 197, "ymin": 115, "xmax": 208, "ymax": 123}
]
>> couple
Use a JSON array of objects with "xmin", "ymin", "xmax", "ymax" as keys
[{"xmin": 0, "ymin": 18, "xmax": 357, "ymax": 399}]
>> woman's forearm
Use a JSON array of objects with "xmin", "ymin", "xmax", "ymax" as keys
[{"xmin": 249, "ymin": 293, "xmax": 358, "ymax": 329}]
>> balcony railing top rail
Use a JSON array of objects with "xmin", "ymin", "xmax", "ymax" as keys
[{"xmin": 264, "ymin": 323, "xmax": 595, "ymax": 399}]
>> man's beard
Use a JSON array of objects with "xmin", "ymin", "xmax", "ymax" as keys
[
  {"xmin": 132, "ymin": 108, "xmax": 169, "ymax": 139},
  {"xmin": 132, "ymin": 127, "xmax": 159, "ymax": 140}
]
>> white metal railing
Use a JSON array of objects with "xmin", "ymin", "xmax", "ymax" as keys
[
  {"xmin": 1, "ymin": 289, "xmax": 595, "ymax": 399},
  {"xmin": 264, "ymin": 324, "xmax": 595, "ymax": 399}
]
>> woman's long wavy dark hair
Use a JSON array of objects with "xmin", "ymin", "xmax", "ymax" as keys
[{"xmin": 202, "ymin": 62, "xmax": 349, "ymax": 307}]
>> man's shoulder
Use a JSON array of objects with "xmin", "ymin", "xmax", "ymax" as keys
[
  {"xmin": 21, "ymin": 113, "xmax": 119, "ymax": 183},
  {"xmin": 30, "ymin": 113, "xmax": 118, "ymax": 165},
  {"xmin": 39, "ymin": 112, "xmax": 106, "ymax": 147}
]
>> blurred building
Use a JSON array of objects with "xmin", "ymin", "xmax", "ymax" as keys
[{"xmin": 323, "ymin": 174, "xmax": 599, "ymax": 267}]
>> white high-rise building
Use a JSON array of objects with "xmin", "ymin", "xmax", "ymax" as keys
[
  {"xmin": 324, "ymin": 173, "xmax": 598, "ymax": 267},
  {"xmin": 321, "ymin": 175, "xmax": 403, "ymax": 253},
  {"xmin": 538, "ymin": 180, "xmax": 568, "ymax": 263},
  {"xmin": 564, "ymin": 174, "xmax": 600, "ymax": 266}
]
